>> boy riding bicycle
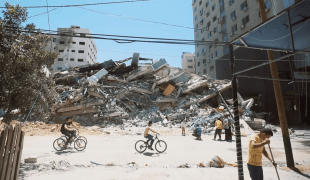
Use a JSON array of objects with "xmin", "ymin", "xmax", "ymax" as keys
[
  {"xmin": 60, "ymin": 117, "xmax": 76, "ymax": 148},
  {"xmin": 144, "ymin": 121, "xmax": 160, "ymax": 150}
]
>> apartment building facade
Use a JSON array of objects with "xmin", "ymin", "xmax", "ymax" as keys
[
  {"xmin": 192, "ymin": 0, "xmax": 295, "ymax": 78},
  {"xmin": 46, "ymin": 26, "xmax": 98, "ymax": 71},
  {"xmin": 181, "ymin": 52, "xmax": 196, "ymax": 73}
]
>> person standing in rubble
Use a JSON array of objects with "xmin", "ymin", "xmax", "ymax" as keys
[
  {"xmin": 144, "ymin": 121, "xmax": 160, "ymax": 151},
  {"xmin": 181, "ymin": 119, "xmax": 187, "ymax": 136},
  {"xmin": 223, "ymin": 116, "xmax": 234, "ymax": 141},
  {"xmin": 247, "ymin": 128, "xmax": 276, "ymax": 180},
  {"xmin": 213, "ymin": 119, "xmax": 223, "ymax": 140}
]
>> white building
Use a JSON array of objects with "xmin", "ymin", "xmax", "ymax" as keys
[
  {"xmin": 181, "ymin": 52, "xmax": 195, "ymax": 73},
  {"xmin": 46, "ymin": 26, "xmax": 98, "ymax": 71},
  {"xmin": 192, "ymin": 0, "xmax": 296, "ymax": 78}
]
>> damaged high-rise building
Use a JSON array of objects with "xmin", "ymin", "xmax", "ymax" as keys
[{"xmin": 46, "ymin": 25, "xmax": 98, "ymax": 71}]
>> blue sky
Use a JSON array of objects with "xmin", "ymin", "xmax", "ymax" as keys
[{"xmin": 2, "ymin": 0, "xmax": 195, "ymax": 68}]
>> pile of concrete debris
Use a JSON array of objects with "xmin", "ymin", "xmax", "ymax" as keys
[{"xmin": 48, "ymin": 53, "xmax": 268, "ymax": 132}]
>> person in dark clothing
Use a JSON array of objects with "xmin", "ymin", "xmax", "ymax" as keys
[
  {"xmin": 60, "ymin": 117, "xmax": 76, "ymax": 148},
  {"xmin": 192, "ymin": 124, "xmax": 202, "ymax": 140}
]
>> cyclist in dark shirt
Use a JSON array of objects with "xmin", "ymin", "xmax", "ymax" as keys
[{"xmin": 61, "ymin": 117, "xmax": 76, "ymax": 148}]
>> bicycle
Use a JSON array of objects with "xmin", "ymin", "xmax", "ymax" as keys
[
  {"xmin": 53, "ymin": 130, "xmax": 87, "ymax": 151},
  {"xmin": 135, "ymin": 134, "xmax": 167, "ymax": 153}
]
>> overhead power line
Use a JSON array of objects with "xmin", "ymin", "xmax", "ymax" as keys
[
  {"xmin": 4, "ymin": 26, "xmax": 229, "ymax": 45},
  {"xmin": 0, "ymin": 0, "xmax": 151, "ymax": 8}
]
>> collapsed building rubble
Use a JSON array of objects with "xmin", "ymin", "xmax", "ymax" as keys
[{"xmin": 46, "ymin": 53, "xmax": 270, "ymax": 134}]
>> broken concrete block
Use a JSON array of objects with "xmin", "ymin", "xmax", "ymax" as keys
[
  {"xmin": 25, "ymin": 156, "xmax": 37, "ymax": 163},
  {"xmin": 167, "ymin": 113, "xmax": 186, "ymax": 121},
  {"xmin": 129, "ymin": 87, "xmax": 153, "ymax": 95},
  {"xmin": 88, "ymin": 68, "xmax": 108, "ymax": 83},
  {"xmin": 163, "ymin": 84, "xmax": 175, "ymax": 96}
]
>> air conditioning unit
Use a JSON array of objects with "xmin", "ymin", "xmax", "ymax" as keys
[
  {"xmin": 265, "ymin": 8, "xmax": 270, "ymax": 13},
  {"xmin": 243, "ymin": 7, "xmax": 248, "ymax": 12},
  {"xmin": 241, "ymin": 25, "xmax": 245, "ymax": 29},
  {"xmin": 232, "ymin": 17, "xmax": 236, "ymax": 21},
  {"xmin": 218, "ymin": 30, "xmax": 222, "ymax": 34},
  {"xmin": 230, "ymin": 32, "xmax": 234, "ymax": 37}
]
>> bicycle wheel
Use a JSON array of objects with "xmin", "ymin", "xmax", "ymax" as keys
[
  {"xmin": 53, "ymin": 138, "xmax": 66, "ymax": 151},
  {"xmin": 74, "ymin": 138, "xmax": 86, "ymax": 151},
  {"xmin": 135, "ymin": 140, "xmax": 147, "ymax": 153},
  {"xmin": 155, "ymin": 140, "xmax": 167, "ymax": 153},
  {"xmin": 78, "ymin": 136, "xmax": 88, "ymax": 144}
]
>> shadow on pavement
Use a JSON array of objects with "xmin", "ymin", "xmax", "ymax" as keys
[
  {"xmin": 143, "ymin": 152, "xmax": 160, "ymax": 157},
  {"xmin": 54, "ymin": 150, "xmax": 85, "ymax": 155},
  {"xmin": 289, "ymin": 167, "xmax": 310, "ymax": 179}
]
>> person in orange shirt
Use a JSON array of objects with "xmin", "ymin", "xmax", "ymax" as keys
[
  {"xmin": 247, "ymin": 128, "xmax": 277, "ymax": 180},
  {"xmin": 213, "ymin": 119, "xmax": 223, "ymax": 140}
]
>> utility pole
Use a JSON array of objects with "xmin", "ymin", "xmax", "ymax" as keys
[
  {"xmin": 229, "ymin": 44, "xmax": 244, "ymax": 180},
  {"xmin": 257, "ymin": 0, "xmax": 294, "ymax": 167}
]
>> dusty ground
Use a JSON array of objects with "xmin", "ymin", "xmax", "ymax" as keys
[{"xmin": 16, "ymin": 125, "xmax": 310, "ymax": 180}]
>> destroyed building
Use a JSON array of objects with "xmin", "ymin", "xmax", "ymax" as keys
[{"xmin": 42, "ymin": 53, "xmax": 269, "ymax": 133}]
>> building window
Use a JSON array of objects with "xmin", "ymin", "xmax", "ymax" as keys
[
  {"xmin": 198, "ymin": 62, "xmax": 201, "ymax": 66},
  {"xmin": 197, "ymin": 52, "xmax": 200, "ymax": 57},
  {"xmin": 230, "ymin": 11, "xmax": 236, "ymax": 20},
  {"xmin": 195, "ymin": 16, "xmax": 198, "ymax": 21},
  {"xmin": 219, "ymin": 0, "xmax": 224, "ymax": 6},
  {"xmin": 202, "ymin": 48, "xmax": 206, "ymax": 54},
  {"xmin": 232, "ymin": 24, "xmax": 237, "ymax": 33},
  {"xmin": 241, "ymin": 1, "xmax": 248, "ymax": 11},
  {"xmin": 72, "ymin": 42, "xmax": 76, "ymax": 44},
  {"xmin": 78, "ymin": 59, "xmax": 84, "ymax": 62},
  {"xmin": 207, "ymin": 31, "xmax": 212, "ymax": 38},
  {"xmin": 200, "ymin": 9, "xmax": 204, "ymax": 15},
  {"xmin": 210, "ymin": 66, "xmax": 214, "ymax": 71},
  {"xmin": 223, "ymin": 36, "xmax": 228, "ymax": 42},
  {"xmin": 206, "ymin": 12, "xmax": 210, "ymax": 17},
  {"xmin": 70, "ymin": 58, "xmax": 74, "ymax": 61},
  {"xmin": 214, "ymin": 27, "xmax": 218, "ymax": 33},
  {"xmin": 194, "ymin": 7, "xmax": 197, "ymax": 12},
  {"xmin": 201, "ymin": 28, "xmax": 205, "ymax": 34},
  {"xmin": 207, "ymin": 21, "xmax": 211, "ymax": 28},
  {"xmin": 265, "ymin": 0, "xmax": 271, "ymax": 9},
  {"xmin": 224, "ymin": 47, "xmax": 229, "ymax": 54},
  {"xmin": 59, "ymin": 49, "xmax": 64, "ymax": 52},
  {"xmin": 195, "ymin": 24, "xmax": 198, "ymax": 30},
  {"xmin": 209, "ymin": 54, "xmax": 213, "ymax": 59},
  {"xmin": 78, "ymin": 50, "xmax": 84, "ymax": 53},
  {"xmin": 203, "ymin": 69, "xmax": 207, "ymax": 74},
  {"xmin": 71, "ymin": 50, "xmax": 75, "ymax": 52},
  {"xmin": 212, "ymin": 4, "xmax": 216, "ymax": 11},
  {"xmin": 57, "ymin": 67, "xmax": 62, "ymax": 70},
  {"xmin": 52, "ymin": 38, "xmax": 56, "ymax": 42},
  {"xmin": 222, "ymin": 23, "xmax": 227, "ymax": 30},
  {"xmin": 242, "ymin": 15, "xmax": 250, "ymax": 25},
  {"xmin": 213, "ymin": 16, "xmax": 217, "ymax": 22},
  {"xmin": 199, "ymin": 1, "xmax": 202, "ymax": 6},
  {"xmin": 59, "ymin": 41, "xmax": 65, "ymax": 44},
  {"xmin": 203, "ymin": 59, "xmax": 206, "ymax": 64},
  {"xmin": 206, "ymin": 1, "xmax": 209, "ymax": 7},
  {"xmin": 79, "ymin": 42, "xmax": 85, "ymax": 45},
  {"xmin": 193, "ymin": 0, "xmax": 196, "ymax": 4},
  {"xmin": 229, "ymin": 0, "xmax": 235, "ymax": 6},
  {"xmin": 188, "ymin": 66, "xmax": 193, "ymax": 68},
  {"xmin": 188, "ymin": 59, "xmax": 193, "ymax": 62},
  {"xmin": 58, "ymin": 58, "xmax": 63, "ymax": 61},
  {"xmin": 200, "ymin": 19, "xmax": 204, "ymax": 25},
  {"xmin": 215, "ymin": 50, "xmax": 221, "ymax": 57}
]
